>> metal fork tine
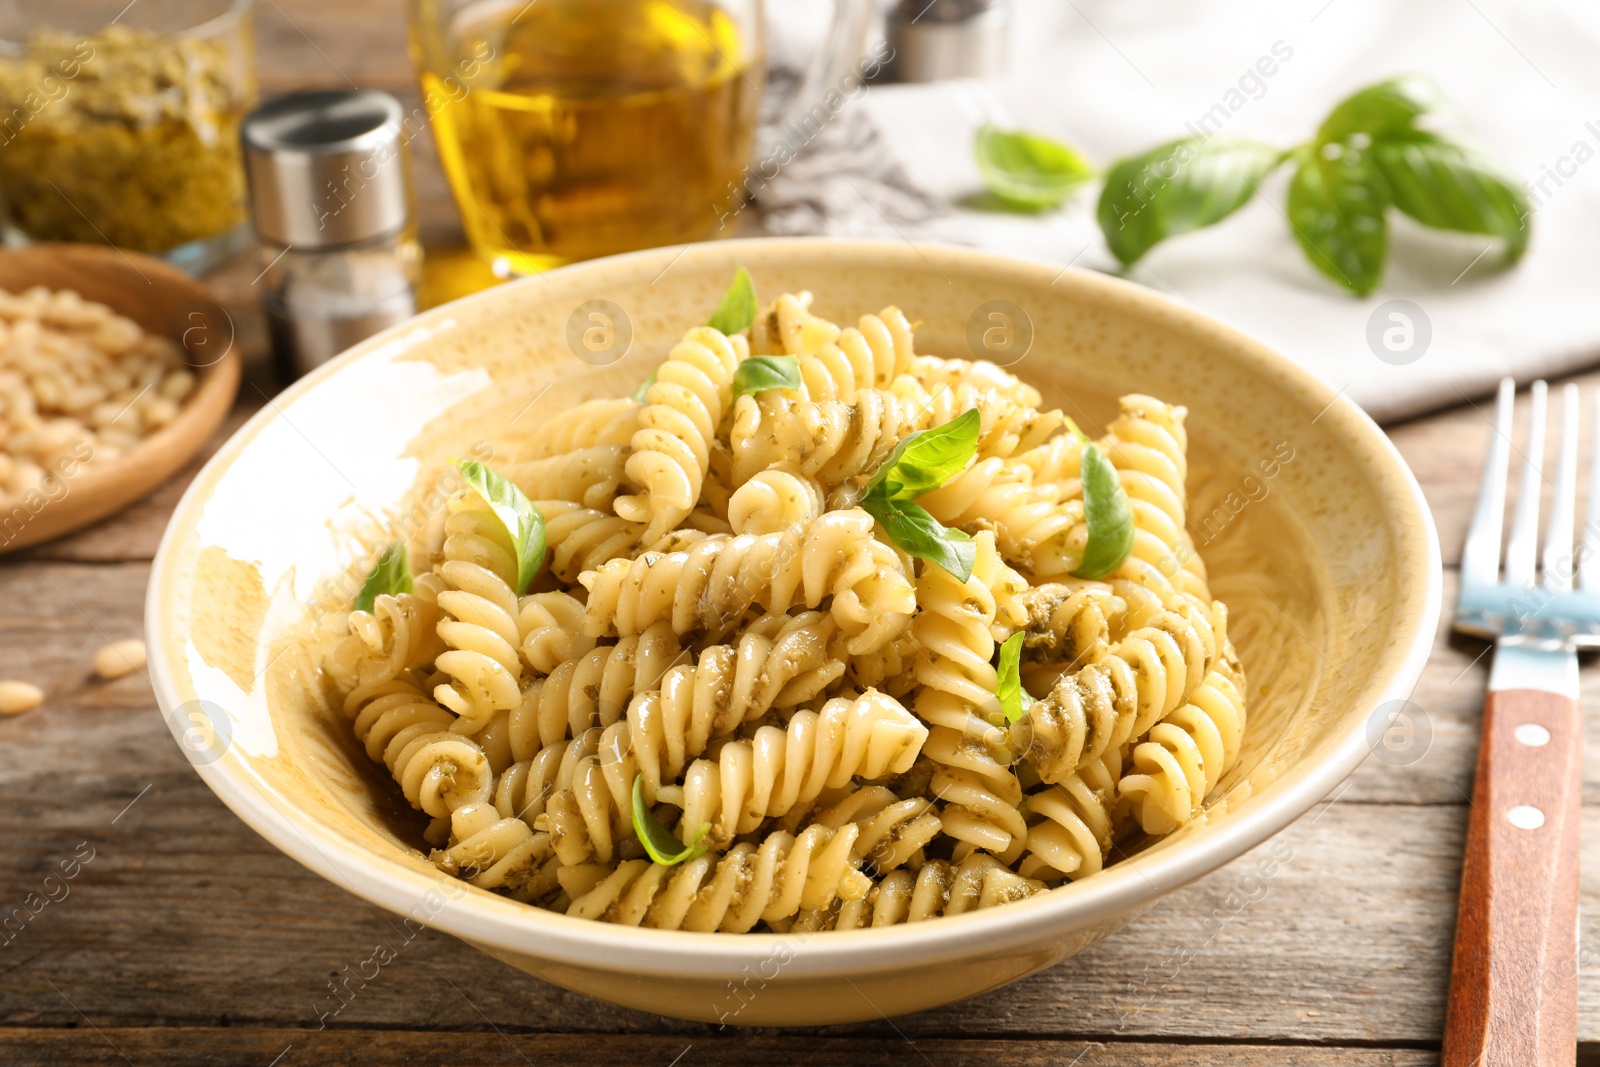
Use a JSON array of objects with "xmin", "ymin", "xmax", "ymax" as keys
[
  {"xmin": 1543, "ymin": 384, "xmax": 1579, "ymax": 591},
  {"xmin": 1504, "ymin": 380, "xmax": 1547, "ymax": 589},
  {"xmin": 1584, "ymin": 390, "xmax": 1600, "ymax": 592},
  {"xmin": 1462, "ymin": 377, "xmax": 1516, "ymax": 586}
]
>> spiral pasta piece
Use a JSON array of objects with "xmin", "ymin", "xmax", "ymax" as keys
[
  {"xmin": 726, "ymin": 463, "xmax": 825, "ymax": 535},
  {"xmin": 578, "ymin": 508, "xmax": 915, "ymax": 653},
  {"xmin": 433, "ymin": 493, "xmax": 526, "ymax": 733},
  {"xmin": 432, "ymin": 800, "xmax": 561, "ymax": 901},
  {"xmin": 534, "ymin": 638, "xmax": 863, "ymax": 870},
  {"xmin": 506, "ymin": 621, "xmax": 684, "ymax": 756},
  {"xmin": 344, "ymin": 679, "xmax": 494, "ymax": 820},
  {"xmin": 491, "ymin": 728, "xmax": 599, "ymax": 825},
  {"xmin": 920, "ymin": 457, "xmax": 1082, "ymax": 577},
  {"xmin": 845, "ymin": 631, "xmax": 919, "ymax": 698},
  {"xmin": 788, "ymin": 853, "xmax": 1044, "ymax": 931},
  {"xmin": 1120, "ymin": 626, "xmax": 1246, "ymax": 835},
  {"xmin": 539, "ymin": 724, "xmax": 639, "ymax": 865},
  {"xmin": 728, "ymin": 389, "xmax": 921, "ymax": 487},
  {"xmin": 506, "ymin": 446, "xmax": 630, "ymax": 510},
  {"xmin": 1015, "ymin": 431, "xmax": 1083, "ymax": 493},
  {"xmin": 1016, "ymin": 746, "xmax": 1125, "ymax": 882},
  {"xmin": 791, "ymin": 305, "xmax": 918, "ymax": 402},
  {"xmin": 516, "ymin": 591, "xmax": 597, "ymax": 675},
  {"xmin": 678, "ymin": 688, "xmax": 927, "ymax": 845},
  {"xmin": 1012, "ymin": 579, "xmax": 1125, "ymax": 670},
  {"xmin": 516, "ymin": 397, "xmax": 640, "ymax": 458},
  {"xmin": 1006, "ymin": 594, "xmax": 1222, "ymax": 784},
  {"xmin": 1096, "ymin": 394, "xmax": 1209, "ymax": 600},
  {"xmin": 907, "ymin": 354, "xmax": 1043, "ymax": 408},
  {"xmin": 630, "ymin": 611, "xmax": 847, "ymax": 793},
  {"xmin": 615, "ymin": 326, "xmax": 746, "ymax": 542},
  {"xmin": 567, "ymin": 822, "xmax": 872, "ymax": 931},
  {"xmin": 887, "ymin": 375, "xmax": 1063, "ymax": 461},
  {"xmin": 535, "ymin": 500, "xmax": 647, "ymax": 584},
  {"xmin": 754, "ymin": 291, "xmax": 839, "ymax": 356},
  {"xmin": 329, "ymin": 571, "xmax": 447, "ymax": 689},
  {"xmin": 807, "ymin": 784, "xmax": 943, "ymax": 876},
  {"xmin": 912, "ymin": 531, "xmax": 1029, "ymax": 856}
]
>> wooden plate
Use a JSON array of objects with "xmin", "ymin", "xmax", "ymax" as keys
[{"xmin": 0, "ymin": 244, "xmax": 241, "ymax": 553}]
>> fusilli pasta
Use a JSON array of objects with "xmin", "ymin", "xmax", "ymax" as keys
[
  {"xmin": 324, "ymin": 281, "xmax": 1249, "ymax": 935},
  {"xmin": 615, "ymin": 326, "xmax": 747, "ymax": 542}
]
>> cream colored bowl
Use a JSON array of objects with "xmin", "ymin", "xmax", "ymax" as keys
[{"xmin": 146, "ymin": 238, "xmax": 1440, "ymax": 1026}]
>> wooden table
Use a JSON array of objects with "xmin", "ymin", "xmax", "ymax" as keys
[{"xmin": 0, "ymin": 4, "xmax": 1592, "ymax": 1064}]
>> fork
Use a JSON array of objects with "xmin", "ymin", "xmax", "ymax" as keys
[{"xmin": 1444, "ymin": 378, "xmax": 1584, "ymax": 1066}]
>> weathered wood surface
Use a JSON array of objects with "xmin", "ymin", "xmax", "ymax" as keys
[
  {"xmin": 1, "ymin": 0, "xmax": 1597, "ymax": 1062},
  {"xmin": 0, "ymin": 1030, "xmax": 1442, "ymax": 1067}
]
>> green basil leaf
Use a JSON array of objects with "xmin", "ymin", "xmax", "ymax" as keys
[
  {"xmin": 1073, "ymin": 443, "xmax": 1134, "ymax": 580},
  {"xmin": 1287, "ymin": 145, "xmax": 1389, "ymax": 296},
  {"xmin": 975, "ymin": 125, "xmax": 1096, "ymax": 211},
  {"xmin": 1316, "ymin": 76, "xmax": 1448, "ymax": 146},
  {"xmin": 1370, "ymin": 132, "xmax": 1530, "ymax": 261},
  {"xmin": 1097, "ymin": 137, "xmax": 1284, "ymax": 266},
  {"xmin": 863, "ymin": 497, "xmax": 976, "ymax": 582},
  {"xmin": 730, "ymin": 354, "xmax": 803, "ymax": 401},
  {"xmin": 354, "ymin": 542, "xmax": 412, "ymax": 614},
  {"xmin": 864, "ymin": 408, "xmax": 982, "ymax": 502},
  {"xmin": 996, "ymin": 631, "xmax": 1034, "ymax": 724},
  {"xmin": 452, "ymin": 459, "xmax": 547, "ymax": 595},
  {"xmin": 706, "ymin": 265, "xmax": 757, "ymax": 336},
  {"xmin": 632, "ymin": 368, "xmax": 658, "ymax": 405},
  {"xmin": 632, "ymin": 774, "xmax": 711, "ymax": 865}
]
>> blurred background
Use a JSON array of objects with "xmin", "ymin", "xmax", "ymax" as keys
[{"xmin": 0, "ymin": 0, "xmax": 1591, "ymax": 415}]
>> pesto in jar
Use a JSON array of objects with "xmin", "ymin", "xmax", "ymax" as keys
[{"xmin": 0, "ymin": 24, "xmax": 252, "ymax": 254}]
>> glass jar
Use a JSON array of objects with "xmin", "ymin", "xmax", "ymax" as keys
[{"xmin": 0, "ymin": 0, "xmax": 256, "ymax": 274}]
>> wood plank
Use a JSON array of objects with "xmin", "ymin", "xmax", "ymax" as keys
[
  {"xmin": 0, "ymin": 762, "xmax": 1463, "ymax": 1042},
  {"xmin": 0, "ymin": 1029, "xmax": 1443, "ymax": 1067}
]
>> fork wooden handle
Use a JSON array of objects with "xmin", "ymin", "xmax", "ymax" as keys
[{"xmin": 1442, "ymin": 688, "xmax": 1581, "ymax": 1066}]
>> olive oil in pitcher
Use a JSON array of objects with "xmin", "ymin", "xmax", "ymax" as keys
[{"xmin": 419, "ymin": 0, "xmax": 762, "ymax": 275}]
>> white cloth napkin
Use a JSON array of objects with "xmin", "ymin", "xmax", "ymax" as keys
[{"xmin": 759, "ymin": 0, "xmax": 1600, "ymax": 424}]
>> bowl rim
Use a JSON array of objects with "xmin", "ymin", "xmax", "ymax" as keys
[{"xmin": 146, "ymin": 236, "xmax": 1442, "ymax": 979}]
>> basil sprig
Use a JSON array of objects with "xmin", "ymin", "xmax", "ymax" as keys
[
  {"xmin": 706, "ymin": 265, "xmax": 757, "ymax": 336},
  {"xmin": 730, "ymin": 355, "xmax": 802, "ymax": 401},
  {"xmin": 632, "ymin": 774, "xmax": 711, "ymax": 866},
  {"xmin": 1098, "ymin": 138, "xmax": 1283, "ymax": 267},
  {"xmin": 861, "ymin": 408, "xmax": 981, "ymax": 581},
  {"xmin": 1073, "ymin": 443, "xmax": 1134, "ymax": 580},
  {"xmin": 976, "ymin": 126, "xmax": 1095, "ymax": 211},
  {"xmin": 996, "ymin": 632, "xmax": 1034, "ymax": 724},
  {"xmin": 1096, "ymin": 76, "xmax": 1529, "ymax": 294},
  {"xmin": 354, "ymin": 542, "xmax": 412, "ymax": 613},
  {"xmin": 633, "ymin": 266, "xmax": 758, "ymax": 402},
  {"xmin": 452, "ymin": 459, "xmax": 547, "ymax": 595}
]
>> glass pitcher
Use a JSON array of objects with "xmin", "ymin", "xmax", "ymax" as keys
[{"xmin": 409, "ymin": 0, "xmax": 874, "ymax": 276}]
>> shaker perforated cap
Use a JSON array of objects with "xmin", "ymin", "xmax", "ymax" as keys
[{"xmin": 241, "ymin": 90, "xmax": 413, "ymax": 248}]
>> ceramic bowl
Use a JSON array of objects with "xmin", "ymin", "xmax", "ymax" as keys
[{"xmin": 145, "ymin": 238, "xmax": 1440, "ymax": 1025}]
